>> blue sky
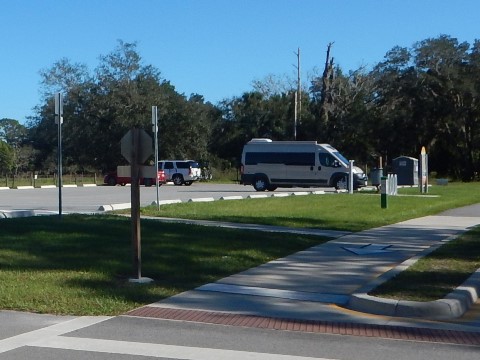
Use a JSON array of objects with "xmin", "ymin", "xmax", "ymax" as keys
[{"xmin": 1, "ymin": 0, "xmax": 478, "ymax": 124}]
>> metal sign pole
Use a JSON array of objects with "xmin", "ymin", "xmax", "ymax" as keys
[
  {"xmin": 54, "ymin": 93, "xmax": 63, "ymax": 218},
  {"xmin": 152, "ymin": 106, "xmax": 159, "ymax": 210},
  {"xmin": 131, "ymin": 128, "xmax": 141, "ymax": 280}
]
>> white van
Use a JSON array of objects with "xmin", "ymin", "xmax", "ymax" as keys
[{"xmin": 240, "ymin": 138, "xmax": 367, "ymax": 191}]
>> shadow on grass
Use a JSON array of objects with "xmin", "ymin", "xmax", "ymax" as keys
[{"xmin": 0, "ymin": 214, "xmax": 326, "ymax": 313}]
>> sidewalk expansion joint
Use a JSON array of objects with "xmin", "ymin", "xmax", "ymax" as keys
[{"xmin": 196, "ymin": 283, "xmax": 349, "ymax": 305}]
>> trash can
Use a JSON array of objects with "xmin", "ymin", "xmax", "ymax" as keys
[
  {"xmin": 370, "ymin": 168, "xmax": 383, "ymax": 187},
  {"xmin": 392, "ymin": 156, "xmax": 418, "ymax": 186}
]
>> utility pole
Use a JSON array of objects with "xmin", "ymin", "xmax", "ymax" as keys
[
  {"xmin": 294, "ymin": 91, "xmax": 297, "ymax": 140},
  {"xmin": 297, "ymin": 47, "xmax": 301, "ymax": 125},
  {"xmin": 293, "ymin": 48, "xmax": 301, "ymax": 140}
]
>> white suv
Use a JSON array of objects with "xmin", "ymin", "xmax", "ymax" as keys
[{"xmin": 158, "ymin": 160, "xmax": 201, "ymax": 186}]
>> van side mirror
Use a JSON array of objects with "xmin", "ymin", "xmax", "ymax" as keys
[{"xmin": 333, "ymin": 160, "xmax": 340, "ymax": 168}]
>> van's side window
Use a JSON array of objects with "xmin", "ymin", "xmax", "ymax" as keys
[
  {"xmin": 245, "ymin": 152, "xmax": 314, "ymax": 166},
  {"xmin": 319, "ymin": 153, "xmax": 336, "ymax": 167}
]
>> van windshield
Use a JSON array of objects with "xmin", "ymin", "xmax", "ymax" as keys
[{"xmin": 332, "ymin": 151, "xmax": 349, "ymax": 165}]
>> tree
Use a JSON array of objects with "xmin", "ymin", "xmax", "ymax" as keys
[
  {"xmin": 0, "ymin": 141, "xmax": 13, "ymax": 174},
  {"xmin": 0, "ymin": 118, "xmax": 27, "ymax": 145},
  {"xmin": 369, "ymin": 45, "xmax": 421, "ymax": 164},
  {"xmin": 29, "ymin": 41, "xmax": 220, "ymax": 172},
  {"xmin": 389, "ymin": 35, "xmax": 480, "ymax": 180},
  {"xmin": 24, "ymin": 35, "xmax": 480, "ymax": 180},
  {"xmin": 0, "ymin": 118, "xmax": 29, "ymax": 174}
]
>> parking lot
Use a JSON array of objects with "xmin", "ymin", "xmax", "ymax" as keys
[{"xmin": 0, "ymin": 183, "xmax": 336, "ymax": 214}]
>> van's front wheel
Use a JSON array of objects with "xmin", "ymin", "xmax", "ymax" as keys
[
  {"xmin": 253, "ymin": 176, "xmax": 268, "ymax": 191},
  {"xmin": 334, "ymin": 175, "xmax": 348, "ymax": 190}
]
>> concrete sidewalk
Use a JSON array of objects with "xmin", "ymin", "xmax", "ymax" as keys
[
  {"xmin": 2, "ymin": 205, "xmax": 480, "ymax": 355},
  {"xmin": 136, "ymin": 205, "xmax": 480, "ymax": 330}
]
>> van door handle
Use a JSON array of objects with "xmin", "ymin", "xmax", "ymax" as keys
[
  {"xmin": 310, "ymin": 166, "xmax": 314, "ymax": 171},
  {"xmin": 318, "ymin": 166, "xmax": 321, "ymax": 171}
]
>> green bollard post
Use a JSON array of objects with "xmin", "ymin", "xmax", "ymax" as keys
[{"xmin": 381, "ymin": 176, "xmax": 388, "ymax": 209}]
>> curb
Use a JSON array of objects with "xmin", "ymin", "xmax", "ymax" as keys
[
  {"xmin": 348, "ymin": 270, "xmax": 480, "ymax": 320},
  {"xmin": 98, "ymin": 203, "xmax": 131, "ymax": 211},
  {"xmin": 272, "ymin": 193, "xmax": 289, "ymax": 197},
  {"xmin": 291, "ymin": 191, "xmax": 310, "ymax": 196},
  {"xmin": 151, "ymin": 200, "xmax": 183, "ymax": 206},
  {"xmin": 347, "ymin": 233, "xmax": 480, "ymax": 320},
  {"xmin": 247, "ymin": 194, "xmax": 269, "ymax": 199},
  {"xmin": 219, "ymin": 196, "xmax": 243, "ymax": 201},
  {"xmin": 100, "ymin": 190, "xmax": 329, "ymax": 212},
  {"xmin": 0, "ymin": 210, "xmax": 37, "ymax": 218},
  {"xmin": 188, "ymin": 197, "xmax": 215, "ymax": 203}
]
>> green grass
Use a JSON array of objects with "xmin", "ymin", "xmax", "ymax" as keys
[
  {"xmin": 371, "ymin": 226, "xmax": 480, "ymax": 301},
  {"xmin": 141, "ymin": 182, "xmax": 480, "ymax": 232},
  {"xmin": 2, "ymin": 182, "xmax": 480, "ymax": 315},
  {"xmin": 0, "ymin": 214, "xmax": 325, "ymax": 315}
]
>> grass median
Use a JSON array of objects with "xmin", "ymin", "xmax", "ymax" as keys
[
  {"xmin": 142, "ymin": 182, "xmax": 480, "ymax": 232},
  {"xmin": 0, "ymin": 215, "xmax": 326, "ymax": 315},
  {"xmin": 371, "ymin": 226, "xmax": 480, "ymax": 301},
  {"xmin": 1, "ymin": 182, "xmax": 480, "ymax": 314}
]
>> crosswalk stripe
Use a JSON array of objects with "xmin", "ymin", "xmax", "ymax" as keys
[
  {"xmin": 31, "ymin": 335, "xmax": 338, "ymax": 360},
  {"xmin": 0, "ymin": 316, "xmax": 111, "ymax": 354}
]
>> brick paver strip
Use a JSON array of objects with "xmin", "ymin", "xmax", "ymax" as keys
[{"xmin": 125, "ymin": 306, "xmax": 480, "ymax": 346}]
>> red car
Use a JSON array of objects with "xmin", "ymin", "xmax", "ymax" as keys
[{"xmin": 104, "ymin": 168, "xmax": 166, "ymax": 187}]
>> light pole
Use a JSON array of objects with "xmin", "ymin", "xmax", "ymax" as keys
[{"xmin": 54, "ymin": 93, "xmax": 63, "ymax": 218}]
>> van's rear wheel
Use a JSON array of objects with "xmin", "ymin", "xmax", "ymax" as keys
[{"xmin": 253, "ymin": 176, "xmax": 268, "ymax": 191}]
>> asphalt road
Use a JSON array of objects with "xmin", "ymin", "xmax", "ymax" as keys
[
  {"xmin": 1, "ymin": 312, "xmax": 478, "ymax": 360},
  {"xmin": 0, "ymin": 183, "xmax": 334, "ymax": 213}
]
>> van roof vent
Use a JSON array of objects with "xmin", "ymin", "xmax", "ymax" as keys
[{"xmin": 249, "ymin": 138, "xmax": 272, "ymax": 143}]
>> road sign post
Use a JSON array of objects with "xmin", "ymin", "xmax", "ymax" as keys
[
  {"xmin": 131, "ymin": 129, "xmax": 142, "ymax": 280},
  {"xmin": 121, "ymin": 128, "xmax": 153, "ymax": 283}
]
